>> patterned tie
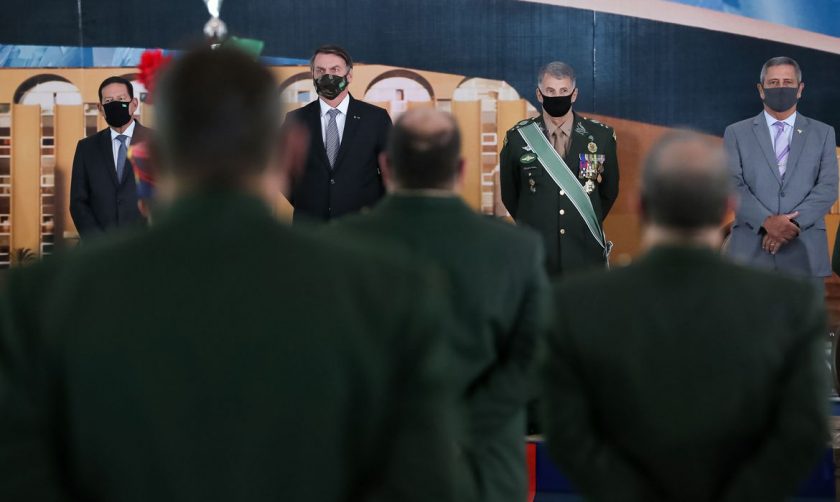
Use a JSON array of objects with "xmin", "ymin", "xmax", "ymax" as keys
[
  {"xmin": 773, "ymin": 121, "xmax": 790, "ymax": 177},
  {"xmin": 325, "ymin": 109, "xmax": 340, "ymax": 168},
  {"xmin": 115, "ymin": 134, "xmax": 128, "ymax": 182}
]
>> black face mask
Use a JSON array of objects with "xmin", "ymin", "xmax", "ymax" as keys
[
  {"xmin": 314, "ymin": 73, "xmax": 349, "ymax": 100},
  {"xmin": 102, "ymin": 100, "xmax": 133, "ymax": 128},
  {"xmin": 762, "ymin": 86, "xmax": 799, "ymax": 113},
  {"xmin": 539, "ymin": 89, "xmax": 575, "ymax": 117}
]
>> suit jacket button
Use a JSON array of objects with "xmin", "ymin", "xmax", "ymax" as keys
[
  {"xmin": 559, "ymin": 190, "xmax": 565, "ymax": 196},
  {"xmin": 330, "ymin": 178, "xmax": 336, "ymax": 185},
  {"xmin": 560, "ymin": 229, "xmax": 566, "ymax": 235},
  {"xmin": 780, "ymin": 191, "xmax": 785, "ymax": 197},
  {"xmin": 559, "ymin": 209, "xmax": 565, "ymax": 215}
]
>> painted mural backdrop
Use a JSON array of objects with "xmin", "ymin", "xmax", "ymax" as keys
[{"xmin": 0, "ymin": 0, "xmax": 838, "ymax": 267}]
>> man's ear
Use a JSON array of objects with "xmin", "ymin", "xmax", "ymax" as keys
[
  {"xmin": 379, "ymin": 151, "xmax": 394, "ymax": 192},
  {"xmin": 636, "ymin": 191, "xmax": 647, "ymax": 222},
  {"xmin": 453, "ymin": 158, "xmax": 466, "ymax": 191},
  {"xmin": 274, "ymin": 122, "xmax": 310, "ymax": 197}
]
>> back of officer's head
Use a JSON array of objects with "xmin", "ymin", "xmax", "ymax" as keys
[
  {"xmin": 387, "ymin": 109, "xmax": 462, "ymax": 190},
  {"xmin": 155, "ymin": 47, "xmax": 280, "ymax": 189},
  {"xmin": 641, "ymin": 131, "xmax": 732, "ymax": 230}
]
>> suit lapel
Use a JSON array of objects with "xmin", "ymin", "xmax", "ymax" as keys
[
  {"xmin": 782, "ymin": 114, "xmax": 809, "ymax": 186},
  {"xmin": 751, "ymin": 113, "xmax": 782, "ymax": 185},
  {"xmin": 332, "ymin": 95, "xmax": 361, "ymax": 172},
  {"xmin": 97, "ymin": 128, "xmax": 120, "ymax": 186},
  {"xmin": 305, "ymin": 100, "xmax": 331, "ymax": 172}
]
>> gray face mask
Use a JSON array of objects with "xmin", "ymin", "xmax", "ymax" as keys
[{"xmin": 762, "ymin": 86, "xmax": 799, "ymax": 112}]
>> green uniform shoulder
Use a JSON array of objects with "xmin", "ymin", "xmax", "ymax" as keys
[
  {"xmin": 508, "ymin": 116, "xmax": 540, "ymax": 133},
  {"xmin": 579, "ymin": 116, "xmax": 617, "ymax": 142}
]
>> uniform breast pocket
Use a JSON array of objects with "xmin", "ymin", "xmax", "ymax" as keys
[{"xmin": 521, "ymin": 165, "xmax": 545, "ymax": 193}]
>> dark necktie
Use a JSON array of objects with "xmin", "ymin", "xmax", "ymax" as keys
[{"xmin": 116, "ymin": 134, "xmax": 128, "ymax": 181}]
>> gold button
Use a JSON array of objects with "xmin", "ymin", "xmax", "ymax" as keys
[
  {"xmin": 560, "ymin": 229, "xmax": 566, "ymax": 235},
  {"xmin": 559, "ymin": 209, "xmax": 565, "ymax": 215}
]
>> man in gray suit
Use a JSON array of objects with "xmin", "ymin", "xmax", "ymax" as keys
[{"xmin": 724, "ymin": 56, "xmax": 838, "ymax": 281}]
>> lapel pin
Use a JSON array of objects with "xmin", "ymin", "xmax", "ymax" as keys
[
  {"xmin": 796, "ymin": 129, "xmax": 802, "ymax": 134},
  {"xmin": 353, "ymin": 115, "xmax": 361, "ymax": 120}
]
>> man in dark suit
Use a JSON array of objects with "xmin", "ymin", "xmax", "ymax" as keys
[
  {"xmin": 285, "ymin": 45, "xmax": 391, "ymax": 223},
  {"xmin": 70, "ymin": 75, "xmax": 149, "ymax": 238},
  {"xmin": 330, "ymin": 108, "xmax": 551, "ymax": 502},
  {"xmin": 0, "ymin": 47, "xmax": 457, "ymax": 502},
  {"xmin": 500, "ymin": 61, "xmax": 619, "ymax": 277},
  {"xmin": 541, "ymin": 131, "xmax": 828, "ymax": 502}
]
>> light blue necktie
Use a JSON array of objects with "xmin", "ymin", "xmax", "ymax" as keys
[
  {"xmin": 772, "ymin": 121, "xmax": 790, "ymax": 177},
  {"xmin": 325, "ymin": 109, "xmax": 340, "ymax": 169},
  {"xmin": 116, "ymin": 134, "xmax": 128, "ymax": 182}
]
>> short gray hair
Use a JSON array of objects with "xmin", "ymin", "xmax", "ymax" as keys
[
  {"xmin": 537, "ymin": 61, "xmax": 576, "ymax": 88},
  {"xmin": 759, "ymin": 56, "xmax": 802, "ymax": 84}
]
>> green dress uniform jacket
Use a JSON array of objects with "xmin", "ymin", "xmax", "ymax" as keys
[
  {"xmin": 541, "ymin": 245, "xmax": 829, "ymax": 502},
  {"xmin": 329, "ymin": 194, "xmax": 551, "ymax": 502},
  {"xmin": 500, "ymin": 113, "xmax": 619, "ymax": 277},
  {"xmin": 0, "ymin": 192, "xmax": 458, "ymax": 502}
]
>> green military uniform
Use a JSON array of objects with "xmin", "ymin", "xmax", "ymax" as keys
[
  {"xmin": 328, "ymin": 194, "xmax": 551, "ymax": 502},
  {"xmin": 0, "ymin": 192, "xmax": 458, "ymax": 502},
  {"xmin": 500, "ymin": 113, "xmax": 619, "ymax": 277},
  {"xmin": 541, "ymin": 245, "xmax": 828, "ymax": 502}
]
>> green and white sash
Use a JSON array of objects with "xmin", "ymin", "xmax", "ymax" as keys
[{"xmin": 517, "ymin": 122, "xmax": 609, "ymax": 255}]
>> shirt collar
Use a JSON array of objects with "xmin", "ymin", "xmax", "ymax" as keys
[
  {"xmin": 110, "ymin": 119, "xmax": 136, "ymax": 141},
  {"xmin": 542, "ymin": 110, "xmax": 574, "ymax": 138},
  {"xmin": 319, "ymin": 94, "xmax": 350, "ymax": 118},
  {"xmin": 764, "ymin": 110, "xmax": 797, "ymax": 129}
]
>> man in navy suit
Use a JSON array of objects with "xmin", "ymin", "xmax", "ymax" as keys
[
  {"xmin": 285, "ymin": 45, "xmax": 392, "ymax": 223},
  {"xmin": 70, "ymin": 76, "xmax": 149, "ymax": 238}
]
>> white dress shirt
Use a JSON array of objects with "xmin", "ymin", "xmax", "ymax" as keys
[
  {"xmin": 319, "ymin": 95, "xmax": 350, "ymax": 144},
  {"xmin": 764, "ymin": 110, "xmax": 796, "ymax": 170},
  {"xmin": 109, "ymin": 119, "xmax": 136, "ymax": 171}
]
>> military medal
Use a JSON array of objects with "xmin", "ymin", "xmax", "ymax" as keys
[
  {"xmin": 579, "ymin": 153, "xmax": 605, "ymax": 194},
  {"xmin": 587, "ymin": 142, "xmax": 597, "ymax": 153}
]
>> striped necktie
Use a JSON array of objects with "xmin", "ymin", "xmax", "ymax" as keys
[
  {"xmin": 325, "ymin": 109, "xmax": 340, "ymax": 168},
  {"xmin": 772, "ymin": 121, "xmax": 790, "ymax": 177}
]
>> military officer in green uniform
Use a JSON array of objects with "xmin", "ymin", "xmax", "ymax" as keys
[
  {"xmin": 329, "ymin": 109, "xmax": 551, "ymax": 502},
  {"xmin": 540, "ymin": 131, "xmax": 828, "ymax": 501},
  {"xmin": 0, "ymin": 48, "xmax": 458, "ymax": 502},
  {"xmin": 500, "ymin": 61, "xmax": 619, "ymax": 277}
]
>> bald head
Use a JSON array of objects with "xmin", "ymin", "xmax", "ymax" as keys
[
  {"xmin": 641, "ymin": 131, "xmax": 732, "ymax": 230},
  {"xmin": 387, "ymin": 108, "xmax": 462, "ymax": 190}
]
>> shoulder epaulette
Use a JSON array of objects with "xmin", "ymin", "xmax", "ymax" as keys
[{"xmin": 511, "ymin": 116, "xmax": 538, "ymax": 131}]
